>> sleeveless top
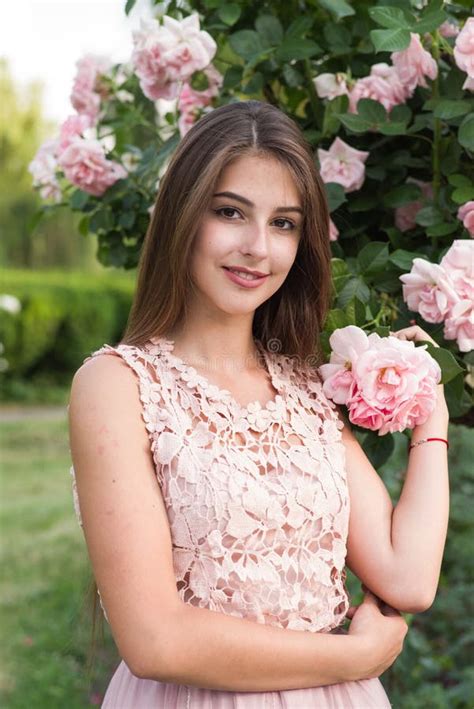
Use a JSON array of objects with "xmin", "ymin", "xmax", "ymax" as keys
[{"xmin": 69, "ymin": 336, "xmax": 351, "ymax": 634}]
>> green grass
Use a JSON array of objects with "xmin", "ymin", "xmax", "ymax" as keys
[{"xmin": 0, "ymin": 417, "xmax": 118, "ymax": 708}]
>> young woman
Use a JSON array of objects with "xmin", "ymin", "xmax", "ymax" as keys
[{"xmin": 68, "ymin": 99, "xmax": 449, "ymax": 708}]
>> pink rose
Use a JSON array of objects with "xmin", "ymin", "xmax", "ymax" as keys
[
  {"xmin": 313, "ymin": 73, "xmax": 349, "ymax": 100},
  {"xmin": 394, "ymin": 178, "xmax": 433, "ymax": 232},
  {"xmin": 70, "ymin": 54, "xmax": 111, "ymax": 121},
  {"xmin": 349, "ymin": 63, "xmax": 409, "ymax": 114},
  {"xmin": 457, "ymin": 201, "xmax": 474, "ymax": 237},
  {"xmin": 317, "ymin": 137, "xmax": 370, "ymax": 193},
  {"xmin": 462, "ymin": 76, "xmax": 474, "ymax": 91},
  {"xmin": 319, "ymin": 326, "xmax": 441, "ymax": 434},
  {"xmin": 177, "ymin": 64, "xmax": 223, "ymax": 137},
  {"xmin": 132, "ymin": 13, "xmax": 217, "ymax": 101},
  {"xmin": 443, "ymin": 300, "xmax": 474, "ymax": 352},
  {"xmin": 454, "ymin": 17, "xmax": 474, "ymax": 79},
  {"xmin": 391, "ymin": 33, "xmax": 438, "ymax": 95},
  {"xmin": 439, "ymin": 21, "xmax": 460, "ymax": 38},
  {"xmin": 28, "ymin": 139, "xmax": 62, "ymax": 202},
  {"xmin": 58, "ymin": 114, "xmax": 92, "ymax": 152},
  {"xmin": 400, "ymin": 257, "xmax": 458, "ymax": 323},
  {"xmin": 57, "ymin": 138, "xmax": 127, "ymax": 196},
  {"xmin": 439, "ymin": 240, "xmax": 474, "ymax": 300},
  {"xmin": 319, "ymin": 325, "xmax": 370, "ymax": 404},
  {"xmin": 329, "ymin": 218, "xmax": 339, "ymax": 242}
]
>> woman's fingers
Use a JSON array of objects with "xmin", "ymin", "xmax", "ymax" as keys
[{"xmin": 389, "ymin": 325, "xmax": 438, "ymax": 346}]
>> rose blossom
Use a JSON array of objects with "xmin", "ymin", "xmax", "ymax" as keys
[
  {"xmin": 57, "ymin": 138, "xmax": 127, "ymax": 196},
  {"xmin": 132, "ymin": 13, "xmax": 217, "ymax": 101},
  {"xmin": 58, "ymin": 114, "xmax": 92, "ymax": 152},
  {"xmin": 438, "ymin": 20, "xmax": 460, "ymax": 39},
  {"xmin": 329, "ymin": 218, "xmax": 339, "ymax": 242},
  {"xmin": 456, "ymin": 201, "xmax": 474, "ymax": 237},
  {"xmin": 70, "ymin": 54, "xmax": 111, "ymax": 121},
  {"xmin": 462, "ymin": 76, "xmax": 474, "ymax": 91},
  {"xmin": 313, "ymin": 73, "xmax": 349, "ymax": 100},
  {"xmin": 443, "ymin": 300, "xmax": 474, "ymax": 352},
  {"xmin": 394, "ymin": 178, "xmax": 433, "ymax": 232},
  {"xmin": 454, "ymin": 17, "xmax": 474, "ymax": 79},
  {"xmin": 399, "ymin": 257, "xmax": 458, "ymax": 323},
  {"xmin": 391, "ymin": 33, "xmax": 438, "ymax": 95},
  {"xmin": 177, "ymin": 64, "xmax": 223, "ymax": 137},
  {"xmin": 349, "ymin": 63, "xmax": 409, "ymax": 114},
  {"xmin": 28, "ymin": 139, "xmax": 62, "ymax": 202},
  {"xmin": 319, "ymin": 326, "xmax": 441, "ymax": 435},
  {"xmin": 317, "ymin": 137, "xmax": 369, "ymax": 193},
  {"xmin": 439, "ymin": 240, "xmax": 474, "ymax": 300}
]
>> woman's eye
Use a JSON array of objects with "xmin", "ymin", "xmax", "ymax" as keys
[
  {"xmin": 274, "ymin": 218, "xmax": 296, "ymax": 230},
  {"xmin": 215, "ymin": 207, "xmax": 240, "ymax": 219},
  {"xmin": 214, "ymin": 208, "xmax": 296, "ymax": 230}
]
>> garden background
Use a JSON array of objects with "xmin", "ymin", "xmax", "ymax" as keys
[{"xmin": 1, "ymin": 0, "xmax": 473, "ymax": 706}]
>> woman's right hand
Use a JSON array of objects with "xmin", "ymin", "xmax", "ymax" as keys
[{"xmin": 347, "ymin": 589, "xmax": 409, "ymax": 680}]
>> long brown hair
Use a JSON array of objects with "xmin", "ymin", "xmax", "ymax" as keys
[{"xmin": 86, "ymin": 99, "xmax": 332, "ymax": 666}]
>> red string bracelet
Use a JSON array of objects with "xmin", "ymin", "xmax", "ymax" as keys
[{"xmin": 408, "ymin": 437, "xmax": 449, "ymax": 452}]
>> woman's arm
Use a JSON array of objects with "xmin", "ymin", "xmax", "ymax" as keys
[
  {"xmin": 153, "ymin": 604, "xmax": 364, "ymax": 690},
  {"xmin": 342, "ymin": 326, "xmax": 450, "ymax": 613}
]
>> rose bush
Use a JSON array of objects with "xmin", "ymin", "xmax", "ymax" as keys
[{"xmin": 29, "ymin": 0, "xmax": 473, "ymax": 445}]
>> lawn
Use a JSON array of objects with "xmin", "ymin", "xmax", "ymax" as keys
[{"xmin": 0, "ymin": 415, "xmax": 118, "ymax": 708}]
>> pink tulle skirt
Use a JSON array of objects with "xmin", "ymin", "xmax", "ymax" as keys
[{"xmin": 101, "ymin": 659, "xmax": 392, "ymax": 708}]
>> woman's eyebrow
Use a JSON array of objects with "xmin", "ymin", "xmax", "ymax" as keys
[{"xmin": 213, "ymin": 190, "xmax": 303, "ymax": 214}]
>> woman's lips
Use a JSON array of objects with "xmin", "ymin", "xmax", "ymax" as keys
[{"xmin": 222, "ymin": 267, "xmax": 269, "ymax": 288}]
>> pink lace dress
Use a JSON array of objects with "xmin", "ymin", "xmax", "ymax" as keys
[{"xmin": 69, "ymin": 336, "xmax": 392, "ymax": 708}]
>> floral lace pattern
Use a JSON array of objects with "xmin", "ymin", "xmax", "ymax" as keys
[{"xmin": 70, "ymin": 337, "xmax": 351, "ymax": 633}]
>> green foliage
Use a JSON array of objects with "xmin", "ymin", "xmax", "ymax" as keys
[{"xmin": 0, "ymin": 270, "xmax": 135, "ymax": 389}]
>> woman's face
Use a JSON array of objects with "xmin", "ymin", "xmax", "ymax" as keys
[{"xmin": 189, "ymin": 153, "xmax": 303, "ymax": 317}]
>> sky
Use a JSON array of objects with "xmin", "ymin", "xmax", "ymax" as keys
[{"xmin": 1, "ymin": 0, "xmax": 154, "ymax": 123}]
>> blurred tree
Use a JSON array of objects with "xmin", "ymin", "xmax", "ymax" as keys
[{"xmin": 0, "ymin": 58, "xmax": 98, "ymax": 271}]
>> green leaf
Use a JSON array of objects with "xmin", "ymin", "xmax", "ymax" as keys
[
  {"xmin": 318, "ymin": 0, "xmax": 355, "ymax": 20},
  {"xmin": 415, "ymin": 206, "xmax": 444, "ymax": 227},
  {"xmin": 323, "ymin": 94, "xmax": 349, "ymax": 136},
  {"xmin": 285, "ymin": 17, "xmax": 314, "ymax": 38},
  {"xmin": 383, "ymin": 184, "xmax": 422, "ymax": 208},
  {"xmin": 451, "ymin": 185, "xmax": 474, "ymax": 204},
  {"xmin": 190, "ymin": 70, "xmax": 210, "ymax": 91},
  {"xmin": 356, "ymin": 98, "xmax": 387, "ymax": 124},
  {"xmin": 124, "ymin": 0, "xmax": 137, "ymax": 15},
  {"xmin": 458, "ymin": 114, "xmax": 474, "ymax": 151},
  {"xmin": 337, "ymin": 277, "xmax": 370, "ymax": 308},
  {"xmin": 331, "ymin": 257, "xmax": 350, "ymax": 279},
  {"xmin": 70, "ymin": 189, "xmax": 91, "ymax": 210},
  {"xmin": 374, "ymin": 326, "xmax": 390, "ymax": 337},
  {"xmin": 433, "ymin": 100, "xmax": 472, "ymax": 120},
  {"xmin": 223, "ymin": 65, "xmax": 244, "ymax": 89},
  {"xmin": 370, "ymin": 28, "xmax": 411, "ymax": 52},
  {"xmin": 325, "ymin": 182, "xmax": 347, "ymax": 211},
  {"xmin": 362, "ymin": 431, "xmax": 395, "ymax": 466},
  {"xmin": 414, "ymin": 9, "xmax": 447, "ymax": 34},
  {"xmin": 378, "ymin": 121, "xmax": 408, "ymax": 135},
  {"xmin": 218, "ymin": 4, "xmax": 241, "ymax": 26},
  {"xmin": 390, "ymin": 249, "xmax": 425, "ymax": 270},
  {"xmin": 444, "ymin": 372, "xmax": 471, "ymax": 418},
  {"xmin": 325, "ymin": 308, "xmax": 350, "ymax": 332},
  {"xmin": 423, "ymin": 344, "xmax": 463, "ymax": 384},
  {"xmin": 425, "ymin": 222, "xmax": 459, "ymax": 237},
  {"xmin": 358, "ymin": 242, "xmax": 389, "ymax": 275},
  {"xmin": 275, "ymin": 38, "xmax": 322, "ymax": 62},
  {"xmin": 448, "ymin": 174, "xmax": 472, "ymax": 189},
  {"xmin": 336, "ymin": 113, "xmax": 371, "ymax": 133},
  {"xmin": 345, "ymin": 297, "xmax": 367, "ymax": 326},
  {"xmin": 255, "ymin": 14, "xmax": 283, "ymax": 46},
  {"xmin": 77, "ymin": 215, "xmax": 90, "ymax": 236},
  {"xmin": 229, "ymin": 30, "xmax": 264, "ymax": 60},
  {"xmin": 368, "ymin": 7, "xmax": 413, "ymax": 30}
]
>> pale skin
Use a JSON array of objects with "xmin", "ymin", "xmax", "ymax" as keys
[{"xmin": 68, "ymin": 152, "xmax": 450, "ymax": 690}]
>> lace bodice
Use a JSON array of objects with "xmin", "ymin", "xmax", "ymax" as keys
[{"xmin": 69, "ymin": 337, "xmax": 351, "ymax": 633}]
